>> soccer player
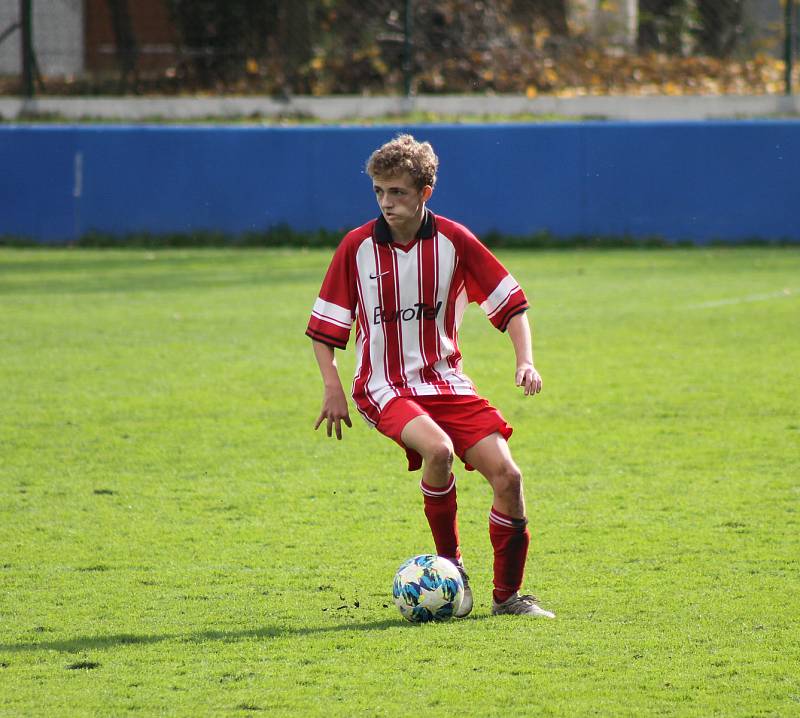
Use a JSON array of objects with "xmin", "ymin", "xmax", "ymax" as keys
[{"xmin": 306, "ymin": 134, "xmax": 555, "ymax": 618}]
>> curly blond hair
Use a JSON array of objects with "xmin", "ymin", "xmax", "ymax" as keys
[{"xmin": 365, "ymin": 134, "xmax": 438, "ymax": 190}]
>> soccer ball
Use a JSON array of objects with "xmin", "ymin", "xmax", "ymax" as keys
[{"xmin": 392, "ymin": 554, "xmax": 464, "ymax": 623}]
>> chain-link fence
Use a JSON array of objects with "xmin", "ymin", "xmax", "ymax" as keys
[{"xmin": 1, "ymin": 0, "xmax": 798, "ymax": 97}]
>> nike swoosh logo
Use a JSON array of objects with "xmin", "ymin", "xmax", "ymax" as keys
[{"xmin": 369, "ymin": 271, "xmax": 391, "ymax": 280}]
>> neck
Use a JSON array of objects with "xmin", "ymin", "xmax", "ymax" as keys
[{"xmin": 390, "ymin": 208, "xmax": 425, "ymax": 246}]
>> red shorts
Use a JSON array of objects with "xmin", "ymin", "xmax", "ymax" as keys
[{"xmin": 376, "ymin": 394, "xmax": 513, "ymax": 472}]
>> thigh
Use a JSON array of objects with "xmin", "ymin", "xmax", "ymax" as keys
[
  {"xmin": 462, "ymin": 431, "xmax": 519, "ymax": 480},
  {"xmin": 400, "ymin": 413, "xmax": 453, "ymax": 457},
  {"xmin": 417, "ymin": 395, "xmax": 512, "ymax": 471},
  {"xmin": 376, "ymin": 397, "xmax": 450, "ymax": 472},
  {"xmin": 376, "ymin": 397, "xmax": 426, "ymax": 446}
]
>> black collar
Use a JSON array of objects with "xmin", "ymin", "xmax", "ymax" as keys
[{"xmin": 374, "ymin": 209, "xmax": 436, "ymax": 245}]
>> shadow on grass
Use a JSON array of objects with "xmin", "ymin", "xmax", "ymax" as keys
[
  {"xmin": 0, "ymin": 269, "xmax": 313, "ymax": 297},
  {"xmin": 0, "ymin": 615, "xmax": 486, "ymax": 654},
  {"xmin": 0, "ymin": 251, "xmax": 324, "ymax": 296}
]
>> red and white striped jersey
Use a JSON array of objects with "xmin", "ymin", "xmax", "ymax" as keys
[{"xmin": 306, "ymin": 210, "xmax": 529, "ymax": 427}]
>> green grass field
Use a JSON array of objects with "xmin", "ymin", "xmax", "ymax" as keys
[{"xmin": 1, "ymin": 247, "xmax": 798, "ymax": 717}]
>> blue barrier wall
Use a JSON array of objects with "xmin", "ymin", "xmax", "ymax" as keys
[{"xmin": 1, "ymin": 122, "xmax": 798, "ymax": 243}]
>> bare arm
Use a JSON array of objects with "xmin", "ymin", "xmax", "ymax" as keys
[
  {"xmin": 507, "ymin": 312, "xmax": 542, "ymax": 396},
  {"xmin": 312, "ymin": 340, "xmax": 352, "ymax": 439}
]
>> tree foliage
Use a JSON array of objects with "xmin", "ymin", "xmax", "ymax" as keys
[
  {"xmin": 159, "ymin": 0, "xmax": 769, "ymax": 94},
  {"xmin": 5, "ymin": 0, "xmax": 784, "ymax": 97}
]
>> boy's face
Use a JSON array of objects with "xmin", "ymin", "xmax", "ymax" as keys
[{"xmin": 372, "ymin": 172, "xmax": 432, "ymax": 228}]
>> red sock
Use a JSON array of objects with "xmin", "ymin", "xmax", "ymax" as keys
[
  {"xmin": 489, "ymin": 507, "xmax": 530, "ymax": 603},
  {"xmin": 420, "ymin": 474, "xmax": 461, "ymax": 563}
]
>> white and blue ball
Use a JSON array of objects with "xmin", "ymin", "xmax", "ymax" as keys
[{"xmin": 392, "ymin": 554, "xmax": 464, "ymax": 623}]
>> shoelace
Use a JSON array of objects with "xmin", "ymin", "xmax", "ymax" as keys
[{"xmin": 517, "ymin": 594, "xmax": 541, "ymax": 604}]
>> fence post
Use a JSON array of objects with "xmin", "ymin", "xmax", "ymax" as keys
[
  {"xmin": 786, "ymin": 0, "xmax": 795, "ymax": 95},
  {"xmin": 403, "ymin": 0, "xmax": 413, "ymax": 97},
  {"xmin": 20, "ymin": 0, "xmax": 34, "ymax": 98}
]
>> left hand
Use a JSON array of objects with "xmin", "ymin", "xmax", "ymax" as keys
[{"xmin": 515, "ymin": 363, "xmax": 543, "ymax": 396}]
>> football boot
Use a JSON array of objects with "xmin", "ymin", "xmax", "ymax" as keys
[
  {"xmin": 453, "ymin": 564, "xmax": 473, "ymax": 618},
  {"xmin": 492, "ymin": 592, "xmax": 555, "ymax": 618}
]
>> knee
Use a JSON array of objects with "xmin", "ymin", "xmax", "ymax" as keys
[
  {"xmin": 424, "ymin": 440, "xmax": 454, "ymax": 474},
  {"xmin": 491, "ymin": 463, "xmax": 523, "ymax": 500}
]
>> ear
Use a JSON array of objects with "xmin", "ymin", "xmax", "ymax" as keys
[{"xmin": 421, "ymin": 185, "xmax": 433, "ymax": 202}]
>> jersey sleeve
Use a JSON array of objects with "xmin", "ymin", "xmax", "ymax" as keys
[
  {"xmin": 460, "ymin": 227, "xmax": 529, "ymax": 332},
  {"xmin": 305, "ymin": 237, "xmax": 357, "ymax": 349}
]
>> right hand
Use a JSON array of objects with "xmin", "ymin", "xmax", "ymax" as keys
[{"xmin": 314, "ymin": 388, "xmax": 352, "ymax": 440}]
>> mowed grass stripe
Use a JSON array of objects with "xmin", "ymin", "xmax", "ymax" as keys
[{"xmin": 1, "ymin": 248, "xmax": 798, "ymax": 717}]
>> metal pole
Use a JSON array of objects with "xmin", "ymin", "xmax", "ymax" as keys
[
  {"xmin": 20, "ymin": 0, "xmax": 34, "ymax": 98},
  {"xmin": 403, "ymin": 0, "xmax": 413, "ymax": 97},
  {"xmin": 796, "ymin": 0, "xmax": 799, "ymax": 93},
  {"xmin": 786, "ymin": 0, "xmax": 795, "ymax": 95}
]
